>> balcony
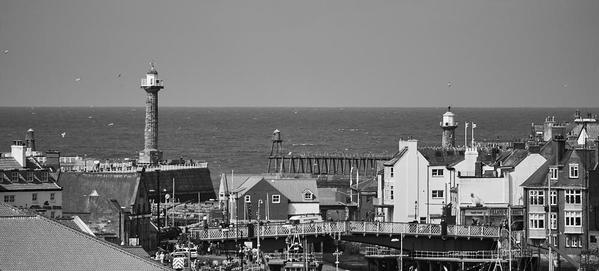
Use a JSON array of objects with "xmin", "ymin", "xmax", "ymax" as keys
[
  {"xmin": 528, "ymin": 228, "xmax": 546, "ymax": 239},
  {"xmin": 564, "ymin": 226, "xmax": 583, "ymax": 234},
  {"xmin": 140, "ymin": 78, "xmax": 164, "ymax": 88}
]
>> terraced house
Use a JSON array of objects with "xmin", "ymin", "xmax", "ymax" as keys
[{"xmin": 522, "ymin": 135, "xmax": 598, "ymax": 264}]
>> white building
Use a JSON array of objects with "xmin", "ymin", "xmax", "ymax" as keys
[{"xmin": 0, "ymin": 139, "xmax": 63, "ymax": 218}]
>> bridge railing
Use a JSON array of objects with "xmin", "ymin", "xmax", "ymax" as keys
[
  {"xmin": 413, "ymin": 250, "xmax": 500, "ymax": 260},
  {"xmin": 190, "ymin": 221, "xmax": 500, "ymax": 241},
  {"xmin": 447, "ymin": 225, "xmax": 500, "ymax": 238},
  {"xmin": 190, "ymin": 226, "xmax": 249, "ymax": 240}
]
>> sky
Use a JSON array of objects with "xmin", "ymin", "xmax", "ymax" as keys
[{"xmin": 0, "ymin": 0, "xmax": 598, "ymax": 107}]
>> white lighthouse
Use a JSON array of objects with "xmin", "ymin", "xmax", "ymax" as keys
[
  {"xmin": 440, "ymin": 106, "xmax": 458, "ymax": 148},
  {"xmin": 139, "ymin": 63, "xmax": 165, "ymax": 165}
]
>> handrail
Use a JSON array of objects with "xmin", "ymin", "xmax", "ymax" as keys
[{"xmin": 189, "ymin": 221, "xmax": 501, "ymax": 241}]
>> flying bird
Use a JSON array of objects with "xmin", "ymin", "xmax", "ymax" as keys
[
  {"xmin": 117, "ymin": 73, "xmax": 122, "ymax": 78},
  {"xmin": 2, "ymin": 50, "xmax": 7, "ymax": 54},
  {"xmin": 60, "ymin": 132, "xmax": 66, "ymax": 138},
  {"xmin": 75, "ymin": 77, "xmax": 81, "ymax": 82},
  {"xmin": 447, "ymin": 81, "xmax": 452, "ymax": 88},
  {"xmin": 107, "ymin": 123, "xmax": 114, "ymax": 127}
]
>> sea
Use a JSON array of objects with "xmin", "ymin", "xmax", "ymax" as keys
[{"xmin": 0, "ymin": 107, "xmax": 594, "ymax": 182}]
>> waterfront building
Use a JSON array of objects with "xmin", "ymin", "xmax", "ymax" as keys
[
  {"xmin": 219, "ymin": 174, "xmax": 320, "ymax": 223},
  {"xmin": 0, "ymin": 132, "xmax": 62, "ymax": 218},
  {"xmin": 456, "ymin": 145, "xmax": 547, "ymax": 226},
  {"xmin": 0, "ymin": 202, "xmax": 169, "ymax": 271},
  {"xmin": 522, "ymin": 135, "xmax": 597, "ymax": 263},
  {"xmin": 58, "ymin": 171, "xmax": 157, "ymax": 251}
]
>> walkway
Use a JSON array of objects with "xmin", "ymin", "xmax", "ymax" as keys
[{"xmin": 190, "ymin": 221, "xmax": 500, "ymax": 241}]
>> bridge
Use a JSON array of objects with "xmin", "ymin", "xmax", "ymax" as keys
[
  {"xmin": 190, "ymin": 221, "xmax": 500, "ymax": 244},
  {"xmin": 267, "ymin": 153, "xmax": 393, "ymax": 175}
]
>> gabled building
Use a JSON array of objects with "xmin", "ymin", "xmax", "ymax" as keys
[
  {"xmin": 522, "ymin": 135, "xmax": 596, "ymax": 259},
  {"xmin": 58, "ymin": 171, "xmax": 156, "ymax": 251},
  {"xmin": 219, "ymin": 174, "xmax": 319, "ymax": 223},
  {"xmin": 0, "ymin": 134, "xmax": 63, "ymax": 218}
]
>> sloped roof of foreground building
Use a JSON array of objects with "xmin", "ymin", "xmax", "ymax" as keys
[{"xmin": 0, "ymin": 202, "xmax": 170, "ymax": 271}]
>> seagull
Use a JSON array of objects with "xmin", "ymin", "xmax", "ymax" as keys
[
  {"xmin": 107, "ymin": 123, "xmax": 114, "ymax": 127},
  {"xmin": 447, "ymin": 81, "xmax": 452, "ymax": 88},
  {"xmin": 2, "ymin": 50, "xmax": 7, "ymax": 54},
  {"xmin": 117, "ymin": 73, "xmax": 122, "ymax": 78},
  {"xmin": 75, "ymin": 77, "xmax": 81, "ymax": 82},
  {"xmin": 61, "ymin": 132, "xmax": 66, "ymax": 138}
]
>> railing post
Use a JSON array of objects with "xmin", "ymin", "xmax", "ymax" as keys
[{"xmin": 468, "ymin": 226, "xmax": 471, "ymax": 236}]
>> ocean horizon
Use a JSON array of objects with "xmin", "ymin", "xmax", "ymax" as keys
[{"xmin": 1, "ymin": 106, "xmax": 596, "ymax": 180}]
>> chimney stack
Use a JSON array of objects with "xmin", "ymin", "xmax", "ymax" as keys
[
  {"xmin": 45, "ymin": 150, "xmax": 61, "ymax": 172},
  {"xmin": 554, "ymin": 135, "xmax": 566, "ymax": 165},
  {"xmin": 10, "ymin": 140, "xmax": 26, "ymax": 167}
]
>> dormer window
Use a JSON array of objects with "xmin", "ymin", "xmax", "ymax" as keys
[
  {"xmin": 244, "ymin": 195, "xmax": 251, "ymax": 203},
  {"xmin": 41, "ymin": 172, "xmax": 48, "ymax": 182},
  {"xmin": 26, "ymin": 172, "xmax": 34, "ymax": 182},
  {"xmin": 569, "ymin": 164, "xmax": 579, "ymax": 178},
  {"xmin": 549, "ymin": 167, "xmax": 558, "ymax": 180},
  {"xmin": 303, "ymin": 190, "xmax": 314, "ymax": 201},
  {"xmin": 12, "ymin": 172, "xmax": 19, "ymax": 182}
]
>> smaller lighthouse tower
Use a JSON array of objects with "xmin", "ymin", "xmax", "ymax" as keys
[
  {"xmin": 139, "ymin": 63, "xmax": 165, "ymax": 165},
  {"xmin": 440, "ymin": 106, "xmax": 458, "ymax": 148}
]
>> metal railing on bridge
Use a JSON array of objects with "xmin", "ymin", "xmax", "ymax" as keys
[{"xmin": 189, "ymin": 221, "xmax": 500, "ymax": 241}]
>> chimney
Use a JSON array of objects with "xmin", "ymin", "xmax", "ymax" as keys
[
  {"xmin": 45, "ymin": 150, "xmax": 61, "ymax": 171},
  {"xmin": 25, "ymin": 128, "xmax": 36, "ymax": 155},
  {"xmin": 10, "ymin": 140, "xmax": 26, "ymax": 167},
  {"xmin": 554, "ymin": 135, "xmax": 566, "ymax": 164}
]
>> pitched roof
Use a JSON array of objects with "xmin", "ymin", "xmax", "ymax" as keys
[
  {"xmin": 0, "ymin": 203, "xmax": 169, "ymax": 271},
  {"xmin": 269, "ymin": 178, "xmax": 319, "ymax": 203},
  {"xmin": 521, "ymin": 147, "xmax": 596, "ymax": 188},
  {"xmin": 0, "ymin": 182, "xmax": 61, "ymax": 191},
  {"xmin": 0, "ymin": 157, "xmax": 21, "ymax": 170},
  {"xmin": 317, "ymin": 188, "xmax": 348, "ymax": 206},
  {"xmin": 496, "ymin": 149, "xmax": 530, "ymax": 168},
  {"xmin": 383, "ymin": 147, "xmax": 408, "ymax": 166},
  {"xmin": 419, "ymin": 148, "xmax": 465, "ymax": 166},
  {"xmin": 221, "ymin": 173, "xmax": 279, "ymax": 193},
  {"xmin": 58, "ymin": 172, "xmax": 141, "ymax": 213}
]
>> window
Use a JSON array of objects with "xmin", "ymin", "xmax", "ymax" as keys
[
  {"xmin": 390, "ymin": 186, "xmax": 394, "ymax": 200},
  {"xmin": 550, "ymin": 191, "xmax": 557, "ymax": 206},
  {"xmin": 41, "ymin": 172, "xmax": 48, "ymax": 182},
  {"xmin": 432, "ymin": 190, "xmax": 444, "ymax": 199},
  {"xmin": 529, "ymin": 213, "xmax": 545, "ymax": 229},
  {"xmin": 12, "ymin": 172, "xmax": 19, "ymax": 182},
  {"xmin": 550, "ymin": 213, "xmax": 557, "ymax": 229},
  {"xmin": 565, "ymin": 211, "xmax": 582, "ymax": 227},
  {"xmin": 432, "ymin": 169, "xmax": 444, "ymax": 177},
  {"xmin": 549, "ymin": 167, "xmax": 558, "ymax": 180},
  {"xmin": 50, "ymin": 193, "xmax": 55, "ymax": 201},
  {"xmin": 529, "ymin": 190, "xmax": 545, "ymax": 205},
  {"xmin": 4, "ymin": 195, "xmax": 15, "ymax": 202},
  {"xmin": 32, "ymin": 193, "xmax": 37, "ymax": 202},
  {"xmin": 26, "ymin": 172, "xmax": 34, "ymax": 182},
  {"xmin": 272, "ymin": 194, "xmax": 280, "ymax": 204},
  {"xmin": 50, "ymin": 211, "xmax": 55, "ymax": 218},
  {"xmin": 244, "ymin": 195, "xmax": 251, "ymax": 203},
  {"xmin": 569, "ymin": 164, "xmax": 579, "ymax": 178},
  {"xmin": 303, "ymin": 190, "xmax": 314, "ymax": 201},
  {"xmin": 565, "ymin": 190, "xmax": 582, "ymax": 204},
  {"xmin": 390, "ymin": 167, "xmax": 394, "ymax": 177},
  {"xmin": 566, "ymin": 235, "xmax": 583, "ymax": 248}
]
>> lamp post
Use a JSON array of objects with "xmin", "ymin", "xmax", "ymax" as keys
[
  {"xmin": 257, "ymin": 199, "xmax": 263, "ymax": 254},
  {"xmin": 414, "ymin": 201, "xmax": 418, "ymax": 221}
]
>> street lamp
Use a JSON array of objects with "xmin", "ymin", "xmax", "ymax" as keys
[
  {"xmin": 391, "ymin": 234, "xmax": 404, "ymax": 271},
  {"xmin": 414, "ymin": 201, "xmax": 418, "ymax": 221}
]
